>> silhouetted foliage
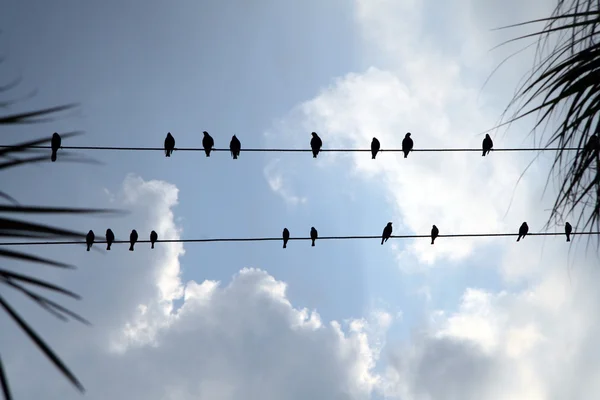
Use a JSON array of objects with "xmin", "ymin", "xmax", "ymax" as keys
[
  {"xmin": 1, "ymin": 65, "xmax": 122, "ymax": 398},
  {"xmin": 496, "ymin": 0, "xmax": 600, "ymax": 241}
]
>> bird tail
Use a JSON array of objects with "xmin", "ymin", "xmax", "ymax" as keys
[
  {"xmin": 381, "ymin": 238, "xmax": 384, "ymax": 245},
  {"xmin": 233, "ymin": 154, "xmax": 238, "ymax": 159},
  {"xmin": 283, "ymin": 242, "xmax": 286, "ymax": 249},
  {"xmin": 372, "ymin": 154, "xmax": 376, "ymax": 160},
  {"xmin": 567, "ymin": 236, "xmax": 571, "ymax": 242},
  {"xmin": 517, "ymin": 236, "xmax": 521, "ymax": 242},
  {"xmin": 404, "ymin": 153, "xmax": 407, "ymax": 159},
  {"xmin": 129, "ymin": 244, "xmax": 134, "ymax": 251},
  {"xmin": 51, "ymin": 150, "xmax": 57, "ymax": 162},
  {"xmin": 313, "ymin": 152, "xmax": 318, "ymax": 158},
  {"xmin": 431, "ymin": 239, "xmax": 434, "ymax": 245},
  {"xmin": 205, "ymin": 150, "xmax": 210, "ymax": 157},
  {"xmin": 312, "ymin": 240, "xmax": 315, "ymax": 246},
  {"xmin": 87, "ymin": 245, "xmax": 90, "ymax": 251},
  {"xmin": 151, "ymin": 243, "xmax": 155, "ymax": 249},
  {"xmin": 482, "ymin": 151, "xmax": 485, "ymax": 156},
  {"xmin": 107, "ymin": 244, "xmax": 111, "ymax": 250}
]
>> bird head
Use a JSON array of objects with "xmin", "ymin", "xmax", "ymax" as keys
[
  {"xmin": 132, "ymin": 229, "xmax": 137, "ymax": 234},
  {"xmin": 432, "ymin": 224, "xmax": 437, "ymax": 229},
  {"xmin": 88, "ymin": 230, "xmax": 94, "ymax": 235},
  {"xmin": 203, "ymin": 131, "xmax": 209, "ymax": 136},
  {"xmin": 387, "ymin": 222, "xmax": 392, "ymax": 226},
  {"xmin": 485, "ymin": 134, "xmax": 490, "ymax": 139},
  {"xmin": 232, "ymin": 134, "xmax": 237, "ymax": 139},
  {"xmin": 52, "ymin": 132, "xmax": 59, "ymax": 137},
  {"xmin": 405, "ymin": 132, "xmax": 411, "ymax": 138},
  {"xmin": 311, "ymin": 132, "xmax": 317, "ymax": 137}
]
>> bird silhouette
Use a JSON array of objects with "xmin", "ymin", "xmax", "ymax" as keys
[
  {"xmin": 202, "ymin": 131, "xmax": 214, "ymax": 157},
  {"xmin": 129, "ymin": 229, "xmax": 138, "ymax": 251},
  {"xmin": 310, "ymin": 132, "xmax": 322, "ymax": 158},
  {"xmin": 105, "ymin": 229, "xmax": 114, "ymax": 250},
  {"xmin": 431, "ymin": 225, "xmax": 439, "ymax": 245},
  {"xmin": 51, "ymin": 132, "xmax": 61, "ymax": 162},
  {"xmin": 482, "ymin": 134, "xmax": 493, "ymax": 156},
  {"xmin": 565, "ymin": 222, "xmax": 572, "ymax": 242},
  {"xmin": 310, "ymin": 227, "xmax": 318, "ymax": 247},
  {"xmin": 282, "ymin": 228, "xmax": 290, "ymax": 248},
  {"xmin": 150, "ymin": 230, "xmax": 158, "ymax": 249},
  {"xmin": 230, "ymin": 135, "xmax": 241, "ymax": 159},
  {"xmin": 381, "ymin": 222, "xmax": 392, "ymax": 245},
  {"xmin": 517, "ymin": 222, "xmax": 529, "ymax": 242},
  {"xmin": 371, "ymin": 138, "xmax": 381, "ymax": 159},
  {"xmin": 402, "ymin": 132, "xmax": 413, "ymax": 158},
  {"xmin": 86, "ymin": 230, "xmax": 95, "ymax": 251},
  {"xmin": 164, "ymin": 132, "xmax": 175, "ymax": 157}
]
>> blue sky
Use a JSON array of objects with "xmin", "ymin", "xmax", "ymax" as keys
[{"xmin": 3, "ymin": 1, "xmax": 600, "ymax": 399}]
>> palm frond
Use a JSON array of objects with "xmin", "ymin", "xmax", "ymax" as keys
[{"xmin": 495, "ymin": 0, "xmax": 600, "ymax": 242}]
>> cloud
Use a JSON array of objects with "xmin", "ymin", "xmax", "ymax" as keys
[
  {"xmin": 264, "ymin": 158, "xmax": 308, "ymax": 206},
  {"xmin": 384, "ymin": 250, "xmax": 600, "ymax": 400},
  {"xmin": 3, "ymin": 174, "xmax": 390, "ymax": 400}
]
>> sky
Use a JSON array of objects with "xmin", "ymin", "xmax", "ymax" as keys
[{"xmin": 2, "ymin": 0, "xmax": 600, "ymax": 399}]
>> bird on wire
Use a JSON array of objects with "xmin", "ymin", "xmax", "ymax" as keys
[
  {"xmin": 402, "ymin": 132, "xmax": 413, "ymax": 158},
  {"xmin": 164, "ymin": 132, "xmax": 175, "ymax": 157},
  {"xmin": 282, "ymin": 228, "xmax": 290, "ymax": 248},
  {"xmin": 51, "ymin": 132, "xmax": 61, "ymax": 162},
  {"xmin": 202, "ymin": 131, "xmax": 214, "ymax": 157},
  {"xmin": 381, "ymin": 222, "xmax": 392, "ymax": 245}
]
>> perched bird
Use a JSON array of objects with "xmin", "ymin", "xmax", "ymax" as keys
[
  {"xmin": 86, "ymin": 230, "xmax": 95, "ymax": 251},
  {"xmin": 230, "ymin": 135, "xmax": 241, "ymax": 159},
  {"xmin": 371, "ymin": 138, "xmax": 381, "ymax": 159},
  {"xmin": 51, "ymin": 132, "xmax": 61, "ymax": 162},
  {"xmin": 482, "ymin": 134, "xmax": 493, "ymax": 156},
  {"xmin": 381, "ymin": 222, "xmax": 393, "ymax": 245},
  {"xmin": 565, "ymin": 222, "xmax": 572, "ymax": 242},
  {"xmin": 517, "ymin": 222, "xmax": 529, "ymax": 242},
  {"xmin": 129, "ymin": 229, "xmax": 138, "ymax": 251},
  {"xmin": 105, "ymin": 228, "xmax": 115, "ymax": 250},
  {"xmin": 402, "ymin": 132, "xmax": 413, "ymax": 158},
  {"xmin": 164, "ymin": 132, "xmax": 175, "ymax": 157},
  {"xmin": 310, "ymin": 227, "xmax": 318, "ymax": 247},
  {"xmin": 431, "ymin": 225, "xmax": 439, "ymax": 245},
  {"xmin": 282, "ymin": 228, "xmax": 290, "ymax": 249},
  {"xmin": 150, "ymin": 230, "xmax": 158, "ymax": 249},
  {"xmin": 310, "ymin": 132, "xmax": 322, "ymax": 158},
  {"xmin": 202, "ymin": 131, "xmax": 214, "ymax": 157}
]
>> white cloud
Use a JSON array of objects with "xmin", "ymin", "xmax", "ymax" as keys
[
  {"xmin": 264, "ymin": 158, "xmax": 308, "ymax": 206},
  {"xmin": 3, "ymin": 175, "xmax": 391, "ymax": 400}
]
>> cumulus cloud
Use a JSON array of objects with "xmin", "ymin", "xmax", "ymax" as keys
[
  {"xmin": 3, "ymin": 175, "xmax": 390, "ymax": 400},
  {"xmin": 264, "ymin": 158, "xmax": 308, "ymax": 206}
]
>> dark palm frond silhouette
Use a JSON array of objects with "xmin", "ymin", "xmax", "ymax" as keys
[
  {"xmin": 1, "ymin": 73, "xmax": 123, "ymax": 399},
  {"xmin": 494, "ymin": 0, "xmax": 600, "ymax": 242}
]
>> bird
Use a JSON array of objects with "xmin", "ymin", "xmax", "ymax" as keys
[
  {"xmin": 202, "ymin": 131, "xmax": 214, "ymax": 157},
  {"xmin": 431, "ymin": 225, "xmax": 439, "ymax": 245},
  {"xmin": 164, "ymin": 132, "xmax": 175, "ymax": 157},
  {"xmin": 86, "ymin": 230, "xmax": 95, "ymax": 251},
  {"xmin": 371, "ymin": 138, "xmax": 381, "ymax": 159},
  {"xmin": 310, "ymin": 227, "xmax": 318, "ymax": 247},
  {"xmin": 381, "ymin": 222, "xmax": 392, "ymax": 245},
  {"xmin": 402, "ymin": 132, "xmax": 413, "ymax": 158},
  {"xmin": 517, "ymin": 222, "xmax": 529, "ymax": 242},
  {"xmin": 282, "ymin": 228, "xmax": 290, "ymax": 248},
  {"xmin": 150, "ymin": 230, "xmax": 158, "ymax": 249},
  {"xmin": 51, "ymin": 132, "xmax": 61, "ymax": 162},
  {"xmin": 310, "ymin": 132, "xmax": 322, "ymax": 158},
  {"xmin": 105, "ymin": 229, "xmax": 114, "ymax": 250},
  {"xmin": 230, "ymin": 135, "xmax": 241, "ymax": 159},
  {"xmin": 565, "ymin": 222, "xmax": 572, "ymax": 242},
  {"xmin": 129, "ymin": 229, "xmax": 138, "ymax": 251},
  {"xmin": 482, "ymin": 134, "xmax": 493, "ymax": 156}
]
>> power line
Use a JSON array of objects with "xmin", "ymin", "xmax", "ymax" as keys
[
  {"xmin": 1, "ymin": 231, "xmax": 597, "ymax": 246},
  {"xmin": 0, "ymin": 144, "xmax": 584, "ymax": 153}
]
